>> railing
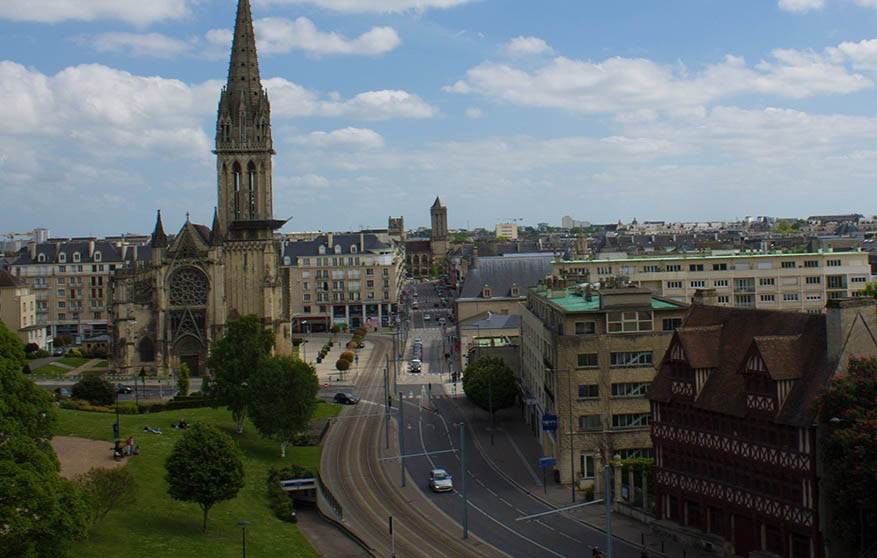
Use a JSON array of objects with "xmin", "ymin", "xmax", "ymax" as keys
[{"xmin": 316, "ymin": 472, "xmax": 343, "ymax": 520}]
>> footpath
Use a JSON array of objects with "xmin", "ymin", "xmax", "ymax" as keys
[{"xmin": 433, "ymin": 381, "xmax": 713, "ymax": 558}]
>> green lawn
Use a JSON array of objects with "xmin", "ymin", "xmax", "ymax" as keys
[
  {"xmin": 59, "ymin": 356, "xmax": 92, "ymax": 367},
  {"xmin": 32, "ymin": 363, "xmax": 73, "ymax": 378},
  {"xmin": 59, "ymin": 403, "xmax": 340, "ymax": 558}
]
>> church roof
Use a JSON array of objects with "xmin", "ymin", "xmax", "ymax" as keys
[
  {"xmin": 226, "ymin": 0, "xmax": 261, "ymax": 98},
  {"xmin": 432, "ymin": 197, "xmax": 443, "ymax": 209}
]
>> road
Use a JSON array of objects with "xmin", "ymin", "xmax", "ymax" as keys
[{"xmin": 321, "ymin": 279, "xmax": 655, "ymax": 557}]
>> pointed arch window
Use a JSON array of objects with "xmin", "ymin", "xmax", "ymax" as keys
[
  {"xmin": 248, "ymin": 161, "xmax": 257, "ymax": 217},
  {"xmin": 232, "ymin": 162, "xmax": 242, "ymax": 219},
  {"xmin": 38, "ymin": 253, "xmax": 46, "ymax": 262}
]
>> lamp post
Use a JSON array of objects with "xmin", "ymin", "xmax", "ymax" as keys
[{"xmin": 237, "ymin": 519, "xmax": 250, "ymax": 558}]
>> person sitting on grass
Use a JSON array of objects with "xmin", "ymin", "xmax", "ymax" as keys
[{"xmin": 144, "ymin": 425, "xmax": 162, "ymax": 434}]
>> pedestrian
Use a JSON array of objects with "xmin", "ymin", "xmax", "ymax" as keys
[
  {"xmin": 112, "ymin": 422, "xmax": 119, "ymax": 438},
  {"xmin": 641, "ymin": 545, "xmax": 649, "ymax": 558},
  {"xmin": 125, "ymin": 436, "xmax": 133, "ymax": 456}
]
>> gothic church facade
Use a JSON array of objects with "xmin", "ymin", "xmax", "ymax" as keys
[{"xmin": 109, "ymin": 0, "xmax": 288, "ymax": 376}]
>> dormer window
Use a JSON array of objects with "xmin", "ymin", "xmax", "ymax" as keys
[
  {"xmin": 482, "ymin": 285, "xmax": 492, "ymax": 298},
  {"xmin": 283, "ymin": 256, "xmax": 291, "ymax": 265},
  {"xmin": 318, "ymin": 245, "xmax": 326, "ymax": 255},
  {"xmin": 510, "ymin": 284, "xmax": 520, "ymax": 297},
  {"xmin": 72, "ymin": 252, "xmax": 80, "ymax": 263},
  {"xmin": 58, "ymin": 253, "xmax": 66, "ymax": 263},
  {"xmin": 94, "ymin": 251, "xmax": 101, "ymax": 262},
  {"xmin": 334, "ymin": 245, "xmax": 341, "ymax": 254},
  {"xmin": 37, "ymin": 253, "xmax": 46, "ymax": 262},
  {"xmin": 351, "ymin": 245, "xmax": 357, "ymax": 254},
  {"xmin": 743, "ymin": 354, "xmax": 777, "ymax": 413}
]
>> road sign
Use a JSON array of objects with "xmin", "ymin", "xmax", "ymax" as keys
[
  {"xmin": 538, "ymin": 456, "xmax": 556, "ymax": 468},
  {"xmin": 542, "ymin": 414, "xmax": 558, "ymax": 431}
]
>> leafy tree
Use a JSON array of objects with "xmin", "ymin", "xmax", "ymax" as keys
[
  {"xmin": 165, "ymin": 423, "xmax": 245, "ymax": 532},
  {"xmin": 249, "ymin": 356, "xmax": 319, "ymax": 457},
  {"xmin": 24, "ymin": 342, "xmax": 39, "ymax": 354},
  {"xmin": 336, "ymin": 358, "xmax": 350, "ymax": 373},
  {"xmin": 0, "ymin": 322, "xmax": 55, "ymax": 443},
  {"xmin": 176, "ymin": 362, "xmax": 190, "ymax": 397},
  {"xmin": 462, "ymin": 356, "xmax": 518, "ymax": 413},
  {"xmin": 0, "ymin": 435, "xmax": 92, "ymax": 558},
  {"xmin": 71, "ymin": 375, "xmax": 115, "ymax": 406},
  {"xmin": 815, "ymin": 356, "xmax": 877, "ymax": 551},
  {"xmin": 73, "ymin": 466, "xmax": 138, "ymax": 522},
  {"xmin": 859, "ymin": 282, "xmax": 877, "ymax": 299},
  {"xmin": 205, "ymin": 314, "xmax": 274, "ymax": 433}
]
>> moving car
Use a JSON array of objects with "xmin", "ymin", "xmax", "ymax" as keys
[
  {"xmin": 429, "ymin": 468, "xmax": 453, "ymax": 492},
  {"xmin": 409, "ymin": 359, "xmax": 422, "ymax": 373},
  {"xmin": 333, "ymin": 392, "xmax": 359, "ymax": 405},
  {"xmin": 424, "ymin": 314, "xmax": 431, "ymax": 321},
  {"xmin": 116, "ymin": 385, "xmax": 133, "ymax": 394}
]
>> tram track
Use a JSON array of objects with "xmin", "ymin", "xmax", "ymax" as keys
[{"xmin": 321, "ymin": 336, "xmax": 504, "ymax": 558}]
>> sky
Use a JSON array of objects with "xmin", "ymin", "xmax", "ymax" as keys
[{"xmin": 2, "ymin": 0, "xmax": 877, "ymax": 238}]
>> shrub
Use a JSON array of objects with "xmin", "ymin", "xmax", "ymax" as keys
[
  {"xmin": 69, "ymin": 349, "xmax": 83, "ymax": 358},
  {"xmin": 292, "ymin": 338, "xmax": 303, "ymax": 347},
  {"xmin": 22, "ymin": 363, "xmax": 32, "ymax": 374},
  {"xmin": 24, "ymin": 342, "xmax": 39, "ymax": 354},
  {"xmin": 266, "ymin": 466, "xmax": 314, "ymax": 524},
  {"xmin": 335, "ymin": 359, "xmax": 350, "ymax": 372},
  {"xmin": 71, "ymin": 376, "xmax": 115, "ymax": 406},
  {"xmin": 340, "ymin": 350, "xmax": 355, "ymax": 362}
]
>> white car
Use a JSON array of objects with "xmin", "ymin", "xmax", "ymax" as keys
[
  {"xmin": 429, "ymin": 469, "xmax": 453, "ymax": 492},
  {"xmin": 424, "ymin": 314, "xmax": 431, "ymax": 321}
]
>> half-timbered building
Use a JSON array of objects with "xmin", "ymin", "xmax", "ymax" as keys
[{"xmin": 649, "ymin": 296, "xmax": 877, "ymax": 558}]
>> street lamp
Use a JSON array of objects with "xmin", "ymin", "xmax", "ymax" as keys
[{"xmin": 237, "ymin": 519, "xmax": 250, "ymax": 558}]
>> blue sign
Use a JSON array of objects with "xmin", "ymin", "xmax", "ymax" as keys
[
  {"xmin": 542, "ymin": 414, "xmax": 558, "ymax": 431},
  {"xmin": 538, "ymin": 456, "xmax": 556, "ymax": 468}
]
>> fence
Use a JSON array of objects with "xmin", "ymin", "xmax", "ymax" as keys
[{"xmin": 316, "ymin": 472, "xmax": 343, "ymax": 521}]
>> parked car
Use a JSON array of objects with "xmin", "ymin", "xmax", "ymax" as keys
[
  {"xmin": 117, "ymin": 384, "xmax": 133, "ymax": 394},
  {"xmin": 52, "ymin": 348, "xmax": 64, "ymax": 356},
  {"xmin": 424, "ymin": 314, "xmax": 431, "ymax": 321},
  {"xmin": 429, "ymin": 468, "xmax": 453, "ymax": 492},
  {"xmin": 333, "ymin": 392, "xmax": 359, "ymax": 405}
]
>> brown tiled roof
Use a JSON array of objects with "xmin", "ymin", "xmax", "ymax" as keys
[
  {"xmin": 0, "ymin": 269, "xmax": 21, "ymax": 287},
  {"xmin": 650, "ymin": 305, "xmax": 828, "ymax": 426},
  {"xmin": 676, "ymin": 325, "xmax": 722, "ymax": 368},
  {"xmin": 752, "ymin": 335, "xmax": 806, "ymax": 380}
]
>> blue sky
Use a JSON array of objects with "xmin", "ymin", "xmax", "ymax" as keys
[{"xmin": 2, "ymin": 0, "xmax": 877, "ymax": 237}]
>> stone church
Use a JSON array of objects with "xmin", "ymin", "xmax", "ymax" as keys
[
  {"xmin": 109, "ymin": 0, "xmax": 289, "ymax": 377},
  {"xmin": 404, "ymin": 197, "xmax": 449, "ymax": 276}
]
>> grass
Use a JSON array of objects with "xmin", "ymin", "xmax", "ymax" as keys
[
  {"xmin": 32, "ymin": 363, "xmax": 73, "ymax": 378},
  {"xmin": 59, "ymin": 356, "xmax": 93, "ymax": 367},
  {"xmin": 59, "ymin": 402, "xmax": 341, "ymax": 558},
  {"xmin": 95, "ymin": 361, "xmax": 109, "ymax": 368}
]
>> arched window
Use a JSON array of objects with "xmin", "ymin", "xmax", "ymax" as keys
[
  {"xmin": 318, "ymin": 245, "xmax": 326, "ymax": 255},
  {"xmin": 248, "ymin": 161, "xmax": 256, "ymax": 217},
  {"xmin": 232, "ymin": 162, "xmax": 242, "ymax": 219},
  {"xmin": 38, "ymin": 253, "xmax": 45, "ymax": 262},
  {"xmin": 351, "ymin": 245, "xmax": 357, "ymax": 254},
  {"xmin": 94, "ymin": 251, "xmax": 102, "ymax": 262},
  {"xmin": 58, "ymin": 253, "xmax": 66, "ymax": 263},
  {"xmin": 72, "ymin": 252, "xmax": 80, "ymax": 262},
  {"xmin": 139, "ymin": 337, "xmax": 155, "ymax": 362},
  {"xmin": 283, "ymin": 256, "xmax": 291, "ymax": 265},
  {"xmin": 334, "ymin": 245, "xmax": 341, "ymax": 254}
]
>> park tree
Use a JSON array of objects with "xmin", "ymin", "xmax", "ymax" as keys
[
  {"xmin": 205, "ymin": 314, "xmax": 274, "ymax": 433},
  {"xmin": 71, "ymin": 375, "xmax": 115, "ymax": 406},
  {"xmin": 249, "ymin": 356, "xmax": 319, "ymax": 457},
  {"xmin": 0, "ymin": 322, "xmax": 91, "ymax": 558},
  {"xmin": 462, "ymin": 356, "xmax": 518, "ymax": 414},
  {"xmin": 74, "ymin": 466, "xmax": 138, "ymax": 522},
  {"xmin": 165, "ymin": 423, "xmax": 245, "ymax": 532},
  {"xmin": 859, "ymin": 282, "xmax": 877, "ymax": 299},
  {"xmin": 176, "ymin": 362, "xmax": 190, "ymax": 397},
  {"xmin": 815, "ymin": 356, "xmax": 877, "ymax": 554}
]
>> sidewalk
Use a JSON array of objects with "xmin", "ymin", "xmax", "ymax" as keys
[
  {"xmin": 435, "ymin": 383, "xmax": 713, "ymax": 558},
  {"xmin": 63, "ymin": 358, "xmax": 102, "ymax": 376}
]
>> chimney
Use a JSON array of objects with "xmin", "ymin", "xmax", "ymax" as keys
[
  {"xmin": 826, "ymin": 297, "xmax": 877, "ymax": 368},
  {"xmin": 360, "ymin": 232, "xmax": 364, "ymax": 252},
  {"xmin": 692, "ymin": 288, "xmax": 717, "ymax": 306},
  {"xmin": 327, "ymin": 232, "xmax": 333, "ymax": 248},
  {"xmin": 28, "ymin": 240, "xmax": 36, "ymax": 260}
]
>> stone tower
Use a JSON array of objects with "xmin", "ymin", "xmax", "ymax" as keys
[
  {"xmin": 430, "ymin": 196, "xmax": 448, "ymax": 260},
  {"xmin": 214, "ymin": 0, "xmax": 285, "ymax": 327}
]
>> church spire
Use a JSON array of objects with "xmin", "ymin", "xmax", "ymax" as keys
[
  {"xmin": 210, "ymin": 207, "xmax": 224, "ymax": 245},
  {"xmin": 226, "ymin": 0, "xmax": 261, "ymax": 98},
  {"xmin": 151, "ymin": 210, "xmax": 168, "ymax": 248}
]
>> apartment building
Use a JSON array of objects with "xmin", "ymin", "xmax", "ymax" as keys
[
  {"xmin": 9, "ymin": 238, "xmax": 150, "ymax": 344},
  {"xmin": 495, "ymin": 222, "xmax": 519, "ymax": 240},
  {"xmin": 554, "ymin": 250, "xmax": 871, "ymax": 312},
  {"xmin": 520, "ymin": 279, "xmax": 688, "ymax": 493},
  {"xmin": 283, "ymin": 232, "xmax": 405, "ymax": 332},
  {"xmin": 0, "ymin": 269, "xmax": 48, "ymax": 349}
]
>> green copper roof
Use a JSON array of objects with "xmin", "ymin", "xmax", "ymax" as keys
[{"xmin": 531, "ymin": 287, "xmax": 684, "ymax": 312}]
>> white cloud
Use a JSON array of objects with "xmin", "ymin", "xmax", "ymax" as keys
[
  {"xmin": 828, "ymin": 38, "xmax": 877, "ymax": 70},
  {"xmin": 0, "ymin": 0, "xmax": 195, "ymax": 24},
  {"xmin": 445, "ymin": 49, "xmax": 871, "ymax": 114},
  {"xmin": 90, "ymin": 32, "xmax": 194, "ymax": 58},
  {"xmin": 281, "ymin": 174, "xmax": 331, "ymax": 188},
  {"xmin": 465, "ymin": 107, "xmax": 484, "ymax": 119},
  {"xmin": 286, "ymin": 127, "xmax": 385, "ymax": 149},
  {"xmin": 255, "ymin": 17, "xmax": 400, "ymax": 56},
  {"xmin": 505, "ymin": 36, "xmax": 554, "ymax": 56},
  {"xmin": 266, "ymin": 79, "xmax": 438, "ymax": 120},
  {"xmin": 777, "ymin": 0, "xmax": 824, "ymax": 12},
  {"xmin": 255, "ymin": 0, "xmax": 477, "ymax": 13}
]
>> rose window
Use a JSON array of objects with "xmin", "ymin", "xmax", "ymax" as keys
[{"xmin": 169, "ymin": 268, "xmax": 208, "ymax": 306}]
